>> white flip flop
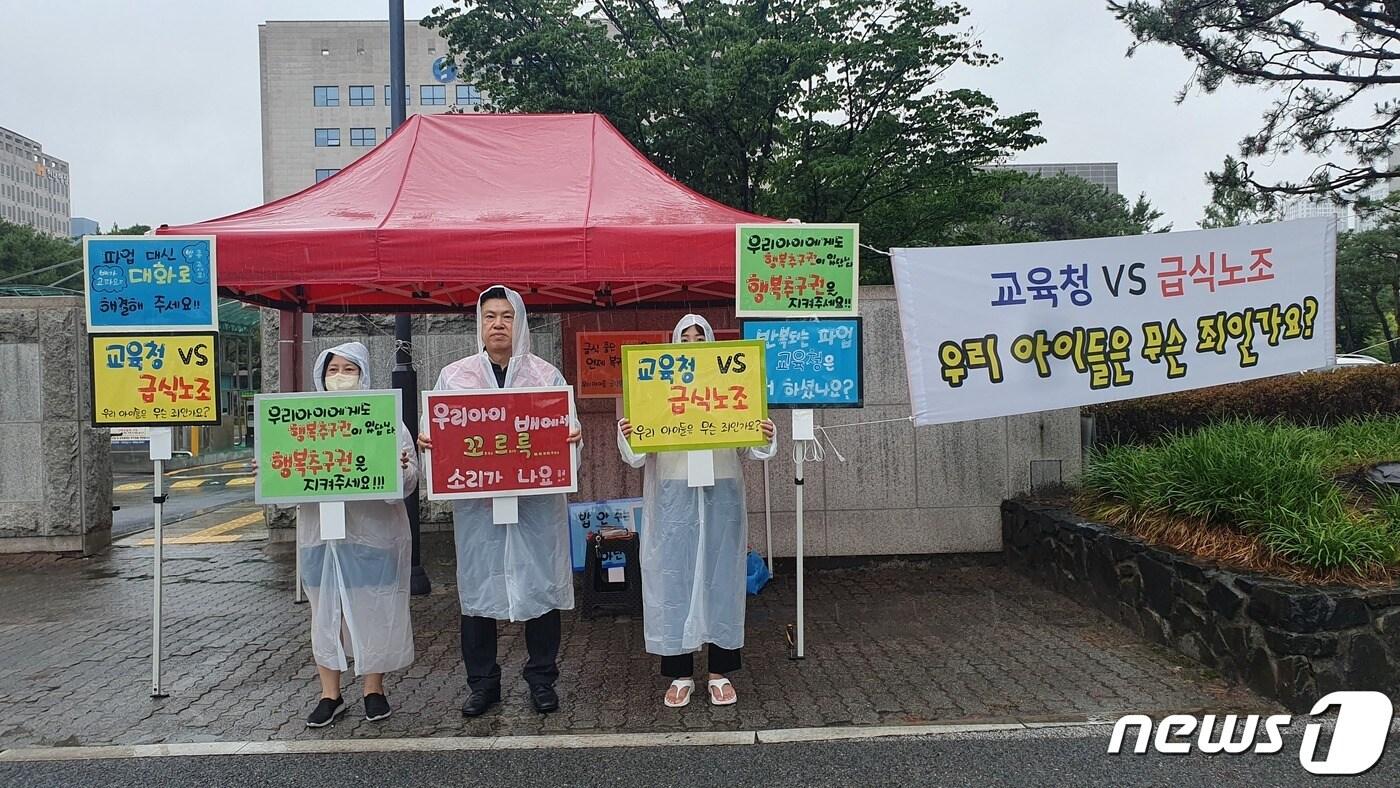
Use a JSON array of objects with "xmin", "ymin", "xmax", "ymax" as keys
[
  {"xmin": 663, "ymin": 678, "xmax": 695, "ymax": 708},
  {"xmin": 707, "ymin": 677, "xmax": 737, "ymax": 706}
]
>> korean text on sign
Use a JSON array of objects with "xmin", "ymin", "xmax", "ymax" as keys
[
  {"xmin": 736, "ymin": 224, "xmax": 859, "ymax": 317},
  {"xmin": 891, "ymin": 218, "xmax": 1336, "ymax": 426},
  {"xmin": 576, "ymin": 331, "xmax": 668, "ymax": 399},
  {"xmin": 568, "ymin": 498, "xmax": 644, "ymax": 572},
  {"xmin": 422, "ymin": 387, "xmax": 578, "ymax": 501},
  {"xmin": 83, "ymin": 236, "xmax": 218, "ymax": 332},
  {"xmin": 90, "ymin": 333, "xmax": 221, "ymax": 427},
  {"xmin": 254, "ymin": 390, "xmax": 403, "ymax": 505},
  {"xmin": 575, "ymin": 329, "xmax": 742, "ymax": 399},
  {"xmin": 742, "ymin": 317, "xmax": 863, "ymax": 407},
  {"xmin": 622, "ymin": 339, "xmax": 769, "ymax": 452}
]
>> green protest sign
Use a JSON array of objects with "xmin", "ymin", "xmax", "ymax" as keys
[
  {"xmin": 735, "ymin": 223, "xmax": 859, "ymax": 317},
  {"xmin": 254, "ymin": 390, "xmax": 403, "ymax": 505}
]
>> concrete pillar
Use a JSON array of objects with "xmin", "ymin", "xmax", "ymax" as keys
[{"xmin": 0, "ymin": 297, "xmax": 112, "ymax": 554}]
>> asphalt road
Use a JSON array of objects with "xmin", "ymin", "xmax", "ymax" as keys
[
  {"xmin": 3, "ymin": 726, "xmax": 1396, "ymax": 788},
  {"xmin": 112, "ymin": 462, "xmax": 254, "ymax": 537}
]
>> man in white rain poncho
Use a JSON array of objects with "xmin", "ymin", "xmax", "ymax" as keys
[
  {"xmin": 418, "ymin": 286, "xmax": 580, "ymax": 717},
  {"xmin": 617, "ymin": 314, "xmax": 776, "ymax": 708},
  {"xmin": 297, "ymin": 341, "xmax": 418, "ymax": 728}
]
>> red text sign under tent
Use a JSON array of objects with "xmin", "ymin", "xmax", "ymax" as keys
[
  {"xmin": 421, "ymin": 387, "xmax": 578, "ymax": 501},
  {"xmin": 155, "ymin": 113, "xmax": 781, "ymax": 314}
]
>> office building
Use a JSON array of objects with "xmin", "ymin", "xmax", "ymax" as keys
[
  {"xmin": 70, "ymin": 217, "xmax": 99, "ymax": 238},
  {"xmin": 259, "ymin": 20, "xmax": 486, "ymax": 201},
  {"xmin": 0, "ymin": 126, "xmax": 71, "ymax": 236},
  {"xmin": 985, "ymin": 161, "xmax": 1120, "ymax": 194}
]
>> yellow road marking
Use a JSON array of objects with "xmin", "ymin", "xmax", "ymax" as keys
[
  {"xmin": 114, "ymin": 482, "xmax": 150, "ymax": 492},
  {"xmin": 169, "ymin": 479, "xmax": 207, "ymax": 490},
  {"xmin": 226, "ymin": 477, "xmax": 255, "ymax": 487},
  {"xmin": 135, "ymin": 512, "xmax": 264, "ymax": 546},
  {"xmin": 221, "ymin": 462, "xmax": 247, "ymax": 470}
]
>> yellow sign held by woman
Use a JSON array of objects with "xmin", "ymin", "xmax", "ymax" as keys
[
  {"xmin": 621, "ymin": 340, "xmax": 768, "ymax": 452},
  {"xmin": 90, "ymin": 332, "xmax": 221, "ymax": 426}
]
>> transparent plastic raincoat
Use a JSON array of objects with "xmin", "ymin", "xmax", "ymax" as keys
[
  {"xmin": 432, "ymin": 286, "xmax": 577, "ymax": 622},
  {"xmin": 297, "ymin": 341, "xmax": 417, "ymax": 674},
  {"xmin": 617, "ymin": 315, "xmax": 776, "ymax": 655}
]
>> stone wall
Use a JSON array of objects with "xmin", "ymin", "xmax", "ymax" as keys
[
  {"xmin": 1002, "ymin": 500, "xmax": 1400, "ymax": 711},
  {"xmin": 0, "ymin": 297, "xmax": 112, "ymax": 554},
  {"xmin": 258, "ymin": 288, "xmax": 1083, "ymax": 557}
]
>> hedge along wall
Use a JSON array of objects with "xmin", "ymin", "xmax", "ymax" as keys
[{"xmin": 1086, "ymin": 366, "xmax": 1400, "ymax": 446}]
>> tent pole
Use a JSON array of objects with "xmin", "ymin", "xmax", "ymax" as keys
[{"xmin": 389, "ymin": 2, "xmax": 429, "ymax": 595}]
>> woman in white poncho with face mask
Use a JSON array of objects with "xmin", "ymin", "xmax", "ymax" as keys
[
  {"xmin": 297, "ymin": 341, "xmax": 418, "ymax": 728},
  {"xmin": 617, "ymin": 315, "xmax": 777, "ymax": 707}
]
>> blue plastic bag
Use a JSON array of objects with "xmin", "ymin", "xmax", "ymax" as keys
[{"xmin": 746, "ymin": 549, "xmax": 771, "ymax": 595}]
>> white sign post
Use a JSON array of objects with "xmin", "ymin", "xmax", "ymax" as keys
[
  {"xmin": 147, "ymin": 427, "xmax": 172, "ymax": 698},
  {"xmin": 790, "ymin": 409, "xmax": 815, "ymax": 659}
]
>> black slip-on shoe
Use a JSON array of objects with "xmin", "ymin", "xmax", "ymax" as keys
[{"xmin": 305, "ymin": 696, "xmax": 345, "ymax": 728}]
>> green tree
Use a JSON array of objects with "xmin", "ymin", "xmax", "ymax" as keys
[
  {"xmin": 1197, "ymin": 156, "xmax": 1280, "ymax": 229},
  {"xmin": 1110, "ymin": 1, "xmax": 1400, "ymax": 207},
  {"xmin": 1336, "ymin": 224, "xmax": 1400, "ymax": 361},
  {"xmin": 107, "ymin": 223, "xmax": 152, "ymax": 235},
  {"xmin": 424, "ymin": 0, "xmax": 1044, "ymax": 283},
  {"xmin": 954, "ymin": 172, "xmax": 1169, "ymax": 245},
  {"xmin": 0, "ymin": 219, "xmax": 80, "ymax": 288}
]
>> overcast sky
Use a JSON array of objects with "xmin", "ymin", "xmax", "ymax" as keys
[{"xmin": 0, "ymin": 0, "xmax": 1338, "ymax": 231}]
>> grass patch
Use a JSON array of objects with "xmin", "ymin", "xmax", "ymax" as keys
[{"xmin": 1080, "ymin": 417, "xmax": 1400, "ymax": 580}]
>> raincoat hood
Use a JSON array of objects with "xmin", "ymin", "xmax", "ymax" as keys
[
  {"xmin": 478, "ymin": 285, "xmax": 531, "ymax": 357},
  {"xmin": 672, "ymin": 314, "xmax": 715, "ymax": 343},
  {"xmin": 313, "ymin": 341, "xmax": 371, "ymax": 391}
]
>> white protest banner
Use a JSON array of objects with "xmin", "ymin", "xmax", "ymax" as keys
[{"xmin": 891, "ymin": 218, "xmax": 1336, "ymax": 426}]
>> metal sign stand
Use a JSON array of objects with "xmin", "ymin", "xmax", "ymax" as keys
[
  {"xmin": 789, "ymin": 409, "xmax": 814, "ymax": 660},
  {"xmin": 148, "ymin": 427, "xmax": 172, "ymax": 698},
  {"xmin": 762, "ymin": 459, "xmax": 774, "ymax": 574}
]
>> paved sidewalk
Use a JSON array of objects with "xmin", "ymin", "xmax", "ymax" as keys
[{"xmin": 0, "ymin": 532, "xmax": 1269, "ymax": 749}]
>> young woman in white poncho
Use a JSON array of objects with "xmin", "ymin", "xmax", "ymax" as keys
[
  {"xmin": 296, "ymin": 341, "xmax": 417, "ymax": 728},
  {"xmin": 617, "ymin": 315, "xmax": 776, "ymax": 707}
]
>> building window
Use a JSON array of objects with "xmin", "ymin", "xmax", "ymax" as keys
[
  {"xmin": 420, "ymin": 85, "xmax": 446, "ymax": 105},
  {"xmin": 314, "ymin": 128, "xmax": 340, "ymax": 147},
  {"xmin": 349, "ymin": 85, "xmax": 375, "ymax": 106},
  {"xmin": 385, "ymin": 85, "xmax": 409, "ymax": 106},
  {"xmin": 350, "ymin": 128, "xmax": 376, "ymax": 147},
  {"xmin": 313, "ymin": 86, "xmax": 339, "ymax": 107},
  {"xmin": 314, "ymin": 169, "xmax": 341, "ymax": 183},
  {"xmin": 386, "ymin": 126, "xmax": 393, "ymax": 139},
  {"xmin": 456, "ymin": 85, "xmax": 483, "ymax": 106}
]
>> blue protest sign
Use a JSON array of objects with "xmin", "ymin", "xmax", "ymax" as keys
[
  {"xmin": 568, "ymin": 498, "xmax": 644, "ymax": 572},
  {"xmin": 742, "ymin": 317, "xmax": 863, "ymax": 408},
  {"xmin": 83, "ymin": 236, "xmax": 218, "ymax": 333}
]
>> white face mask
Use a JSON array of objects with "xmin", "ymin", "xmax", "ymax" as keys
[{"xmin": 324, "ymin": 372, "xmax": 360, "ymax": 391}]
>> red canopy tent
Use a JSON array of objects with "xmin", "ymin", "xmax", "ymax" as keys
[{"xmin": 157, "ymin": 113, "xmax": 778, "ymax": 312}]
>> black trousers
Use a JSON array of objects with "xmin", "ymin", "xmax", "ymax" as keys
[
  {"xmin": 460, "ymin": 610, "xmax": 561, "ymax": 692},
  {"xmin": 660, "ymin": 644, "xmax": 741, "ymax": 679}
]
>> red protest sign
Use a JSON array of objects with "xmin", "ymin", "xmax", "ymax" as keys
[
  {"xmin": 575, "ymin": 328, "xmax": 743, "ymax": 399},
  {"xmin": 422, "ymin": 386, "xmax": 578, "ymax": 500}
]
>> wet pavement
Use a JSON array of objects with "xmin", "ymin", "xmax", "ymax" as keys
[{"xmin": 0, "ymin": 529, "xmax": 1270, "ymax": 749}]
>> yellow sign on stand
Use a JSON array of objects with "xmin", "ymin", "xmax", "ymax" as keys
[
  {"xmin": 89, "ymin": 332, "xmax": 221, "ymax": 427},
  {"xmin": 621, "ymin": 339, "xmax": 768, "ymax": 452}
]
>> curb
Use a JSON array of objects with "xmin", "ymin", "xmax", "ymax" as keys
[{"xmin": 0, "ymin": 720, "xmax": 1112, "ymax": 763}]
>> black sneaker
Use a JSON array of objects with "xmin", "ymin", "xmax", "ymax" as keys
[
  {"xmin": 305, "ymin": 696, "xmax": 345, "ymax": 728},
  {"xmin": 365, "ymin": 693, "xmax": 392, "ymax": 722}
]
